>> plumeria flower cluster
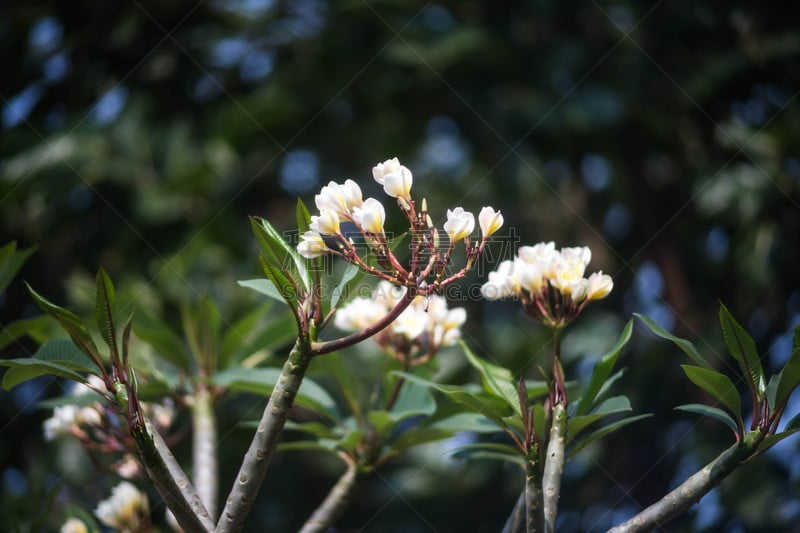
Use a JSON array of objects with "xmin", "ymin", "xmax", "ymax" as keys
[
  {"xmin": 43, "ymin": 374, "xmax": 175, "ymax": 478},
  {"xmin": 334, "ymin": 281, "xmax": 467, "ymax": 363},
  {"xmin": 298, "ymin": 157, "xmax": 503, "ymax": 296},
  {"xmin": 93, "ymin": 481, "xmax": 149, "ymax": 533},
  {"xmin": 481, "ymin": 241, "xmax": 613, "ymax": 328}
]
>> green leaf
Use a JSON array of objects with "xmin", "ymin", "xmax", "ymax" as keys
[
  {"xmin": 430, "ymin": 412, "xmax": 504, "ymax": 434},
  {"xmin": 132, "ymin": 311, "xmax": 189, "ymax": 371},
  {"xmin": 26, "ymin": 283, "xmax": 103, "ymax": 365},
  {"xmin": 251, "ymin": 216, "xmax": 310, "ymax": 292},
  {"xmin": 634, "ymin": 313, "xmax": 711, "ymax": 368},
  {"xmin": 675, "ymin": 403, "xmax": 740, "ymax": 436},
  {"xmin": 773, "ymin": 340, "xmax": 800, "ymax": 410},
  {"xmin": 567, "ymin": 414, "xmax": 653, "ymax": 459},
  {"xmin": 238, "ymin": 278, "xmax": 286, "ymax": 303},
  {"xmin": 182, "ymin": 296, "xmax": 220, "ymax": 374},
  {"xmin": 1, "ymin": 338, "xmax": 101, "ymax": 390},
  {"xmin": 568, "ymin": 396, "xmax": 632, "ymax": 437},
  {"xmin": 330, "ymin": 263, "xmax": 360, "ymax": 310},
  {"xmin": 459, "ymin": 340, "xmax": 521, "ymax": 417},
  {"xmin": 296, "ymin": 197, "xmax": 312, "ymax": 235},
  {"xmin": 260, "ymin": 255, "xmax": 301, "ymax": 313},
  {"xmin": 284, "ymin": 420, "xmax": 337, "ymax": 439},
  {"xmin": 219, "ymin": 303, "xmax": 270, "ymax": 368},
  {"xmin": 756, "ymin": 428, "xmax": 800, "ymax": 453},
  {"xmin": 575, "ymin": 319, "xmax": 633, "ymax": 416},
  {"xmin": 786, "ymin": 411, "xmax": 800, "ymax": 432},
  {"xmin": 389, "ymin": 427, "xmax": 456, "ymax": 454},
  {"xmin": 398, "ymin": 372, "xmax": 514, "ymax": 431},
  {"xmin": 277, "ymin": 441, "xmax": 339, "ymax": 454},
  {"xmin": 0, "ymin": 241, "xmax": 36, "ymax": 294},
  {"xmin": 719, "ymin": 302, "xmax": 766, "ymax": 399},
  {"xmin": 227, "ymin": 308, "xmax": 298, "ymax": 365},
  {"xmin": 0, "ymin": 315, "xmax": 53, "ymax": 350},
  {"xmin": 391, "ymin": 380, "xmax": 437, "ymax": 417},
  {"xmin": 681, "ymin": 365, "xmax": 742, "ymax": 423},
  {"xmin": 449, "ymin": 443, "xmax": 523, "ymax": 464},
  {"xmin": 94, "ymin": 267, "xmax": 118, "ymax": 359},
  {"xmin": 214, "ymin": 367, "xmax": 340, "ymax": 420}
]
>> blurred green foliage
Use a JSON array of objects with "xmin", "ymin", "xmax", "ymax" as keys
[{"xmin": 2, "ymin": 1, "xmax": 799, "ymax": 531}]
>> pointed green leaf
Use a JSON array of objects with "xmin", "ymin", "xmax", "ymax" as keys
[
  {"xmin": 459, "ymin": 340, "xmax": 521, "ymax": 417},
  {"xmin": 214, "ymin": 367, "xmax": 339, "ymax": 420},
  {"xmin": 787, "ymin": 411, "xmax": 800, "ymax": 432},
  {"xmin": 681, "ymin": 365, "xmax": 742, "ymax": 422},
  {"xmin": 238, "ymin": 278, "xmax": 285, "ymax": 303},
  {"xmin": 26, "ymin": 283, "xmax": 103, "ymax": 365},
  {"xmin": 756, "ymin": 428, "xmax": 800, "ymax": 453},
  {"xmin": 296, "ymin": 197, "xmax": 312, "ymax": 235},
  {"xmin": 635, "ymin": 313, "xmax": 711, "ymax": 368},
  {"xmin": 330, "ymin": 263, "xmax": 361, "ymax": 310},
  {"xmin": 132, "ymin": 311, "xmax": 189, "ymax": 370},
  {"xmin": 95, "ymin": 268, "xmax": 118, "ymax": 359},
  {"xmin": 389, "ymin": 427, "xmax": 456, "ymax": 455},
  {"xmin": 719, "ymin": 302, "xmax": 766, "ymax": 398},
  {"xmin": 575, "ymin": 319, "xmax": 633, "ymax": 416},
  {"xmin": 277, "ymin": 441, "xmax": 339, "ymax": 454},
  {"xmin": 1, "ymin": 339, "xmax": 97, "ymax": 389},
  {"xmin": 398, "ymin": 372, "xmax": 514, "ymax": 431},
  {"xmin": 252, "ymin": 216, "xmax": 310, "ymax": 292},
  {"xmin": 391, "ymin": 380, "xmax": 437, "ymax": 418},
  {"xmin": 0, "ymin": 315, "xmax": 53, "ymax": 350},
  {"xmin": 449, "ymin": 443, "xmax": 523, "ymax": 464},
  {"xmin": 284, "ymin": 420, "xmax": 337, "ymax": 440},
  {"xmin": 430, "ymin": 412, "xmax": 504, "ymax": 434},
  {"xmin": 567, "ymin": 414, "xmax": 652, "ymax": 459},
  {"xmin": 675, "ymin": 403, "xmax": 739, "ymax": 436},
  {"xmin": 568, "ymin": 396, "xmax": 632, "ymax": 437},
  {"xmin": 0, "ymin": 242, "xmax": 36, "ymax": 294},
  {"xmin": 260, "ymin": 255, "xmax": 301, "ymax": 311},
  {"xmin": 182, "ymin": 296, "xmax": 220, "ymax": 374}
]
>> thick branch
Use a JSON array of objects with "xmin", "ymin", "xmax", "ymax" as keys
[
  {"xmin": 299, "ymin": 457, "xmax": 358, "ymax": 533},
  {"xmin": 525, "ymin": 451, "xmax": 545, "ymax": 533},
  {"xmin": 133, "ymin": 415, "xmax": 215, "ymax": 532},
  {"xmin": 216, "ymin": 338, "xmax": 312, "ymax": 533},
  {"xmin": 192, "ymin": 383, "xmax": 218, "ymax": 520},
  {"xmin": 542, "ymin": 403, "xmax": 566, "ymax": 533},
  {"xmin": 310, "ymin": 287, "xmax": 417, "ymax": 356},
  {"xmin": 606, "ymin": 437, "xmax": 759, "ymax": 533}
]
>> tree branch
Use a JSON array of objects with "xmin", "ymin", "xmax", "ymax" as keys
[
  {"xmin": 192, "ymin": 383, "xmax": 218, "ymax": 520},
  {"xmin": 502, "ymin": 489, "xmax": 525, "ymax": 533},
  {"xmin": 525, "ymin": 450, "xmax": 545, "ymax": 533},
  {"xmin": 299, "ymin": 456, "xmax": 358, "ymax": 533},
  {"xmin": 216, "ymin": 338, "xmax": 312, "ymax": 533},
  {"xmin": 542, "ymin": 402, "xmax": 566, "ymax": 533},
  {"xmin": 310, "ymin": 287, "xmax": 417, "ymax": 356}
]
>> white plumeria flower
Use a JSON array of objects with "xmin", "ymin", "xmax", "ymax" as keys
[
  {"xmin": 352, "ymin": 197, "xmax": 386, "ymax": 235},
  {"xmin": 314, "ymin": 179, "xmax": 363, "ymax": 216},
  {"xmin": 94, "ymin": 481, "xmax": 148, "ymax": 532},
  {"xmin": 297, "ymin": 231, "xmax": 331, "ymax": 259},
  {"xmin": 394, "ymin": 306, "xmax": 429, "ymax": 340},
  {"xmin": 372, "ymin": 157, "xmax": 402, "ymax": 184},
  {"xmin": 60, "ymin": 518, "xmax": 89, "ymax": 533},
  {"xmin": 443, "ymin": 207, "xmax": 475, "ymax": 243},
  {"xmin": 586, "ymin": 271, "xmax": 614, "ymax": 301},
  {"xmin": 382, "ymin": 164, "xmax": 413, "ymax": 201},
  {"xmin": 333, "ymin": 297, "xmax": 386, "ymax": 331},
  {"xmin": 309, "ymin": 208, "xmax": 340, "ymax": 235},
  {"xmin": 480, "ymin": 259, "xmax": 517, "ymax": 300},
  {"xmin": 518, "ymin": 241, "xmax": 556, "ymax": 264},
  {"xmin": 478, "ymin": 206, "xmax": 504, "ymax": 239}
]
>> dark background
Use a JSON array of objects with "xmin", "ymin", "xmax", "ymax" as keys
[{"xmin": 1, "ymin": 1, "xmax": 799, "ymax": 531}]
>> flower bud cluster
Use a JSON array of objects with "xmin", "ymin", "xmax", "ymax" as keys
[
  {"xmin": 43, "ymin": 374, "xmax": 175, "ymax": 479},
  {"xmin": 481, "ymin": 241, "xmax": 613, "ymax": 327},
  {"xmin": 298, "ymin": 157, "xmax": 503, "ymax": 295},
  {"xmin": 334, "ymin": 280, "xmax": 467, "ymax": 362},
  {"xmin": 94, "ymin": 481, "xmax": 149, "ymax": 533}
]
